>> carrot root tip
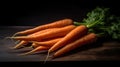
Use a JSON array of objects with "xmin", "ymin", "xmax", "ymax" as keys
[
  {"xmin": 44, "ymin": 51, "xmax": 50, "ymax": 64},
  {"xmin": 12, "ymin": 33, "xmax": 19, "ymax": 37},
  {"xmin": 4, "ymin": 37, "xmax": 17, "ymax": 45},
  {"xmin": 18, "ymin": 52, "xmax": 32, "ymax": 56},
  {"xmin": 4, "ymin": 37, "xmax": 14, "ymax": 39},
  {"xmin": 8, "ymin": 46, "xmax": 17, "ymax": 50}
]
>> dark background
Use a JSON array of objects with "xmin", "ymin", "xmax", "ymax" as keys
[
  {"xmin": 0, "ymin": 0, "xmax": 120, "ymax": 26},
  {"xmin": 0, "ymin": 0, "xmax": 120, "ymax": 63}
]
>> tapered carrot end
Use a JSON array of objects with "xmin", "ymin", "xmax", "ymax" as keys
[
  {"xmin": 18, "ymin": 51, "xmax": 32, "ymax": 56},
  {"xmin": 4, "ymin": 33, "xmax": 18, "ymax": 40},
  {"xmin": 12, "ymin": 46, "xmax": 20, "ymax": 49},
  {"xmin": 12, "ymin": 45, "xmax": 19, "ymax": 50},
  {"xmin": 44, "ymin": 52, "xmax": 50, "ymax": 64},
  {"xmin": 9, "ymin": 46, "xmax": 17, "ymax": 50},
  {"xmin": 5, "ymin": 37, "xmax": 16, "ymax": 39},
  {"xmin": 12, "ymin": 32, "xmax": 19, "ymax": 37},
  {"xmin": 8, "ymin": 44, "xmax": 22, "ymax": 50},
  {"xmin": 4, "ymin": 37, "xmax": 12, "ymax": 39},
  {"xmin": 12, "ymin": 43, "xmax": 25, "ymax": 49},
  {"xmin": 11, "ymin": 46, "xmax": 22, "ymax": 50}
]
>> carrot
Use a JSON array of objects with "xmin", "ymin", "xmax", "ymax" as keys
[
  {"xmin": 12, "ymin": 28, "xmax": 63, "ymax": 49},
  {"xmin": 48, "ymin": 25, "xmax": 88, "ymax": 53},
  {"xmin": 32, "ymin": 37, "xmax": 63, "ymax": 48},
  {"xmin": 14, "ymin": 19, "xmax": 73, "ymax": 36},
  {"xmin": 10, "ymin": 25, "xmax": 76, "ymax": 41},
  {"xmin": 12, "ymin": 28, "xmax": 59, "ymax": 49},
  {"xmin": 13, "ymin": 40, "xmax": 28, "ymax": 49},
  {"xmin": 53, "ymin": 33, "xmax": 97, "ymax": 58},
  {"xmin": 27, "ymin": 28, "xmax": 60, "ymax": 37},
  {"xmin": 20, "ymin": 45, "xmax": 50, "ymax": 55}
]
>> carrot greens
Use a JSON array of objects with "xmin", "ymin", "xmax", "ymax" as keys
[{"xmin": 74, "ymin": 7, "xmax": 120, "ymax": 40}]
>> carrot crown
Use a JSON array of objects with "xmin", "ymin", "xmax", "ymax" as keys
[{"xmin": 74, "ymin": 7, "xmax": 120, "ymax": 40}]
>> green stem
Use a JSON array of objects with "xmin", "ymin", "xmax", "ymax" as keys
[{"xmin": 73, "ymin": 22, "xmax": 85, "ymax": 26}]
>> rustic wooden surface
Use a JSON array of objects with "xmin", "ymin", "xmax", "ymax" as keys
[{"xmin": 0, "ymin": 26, "xmax": 120, "ymax": 62}]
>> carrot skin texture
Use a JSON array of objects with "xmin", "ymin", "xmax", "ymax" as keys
[
  {"xmin": 48, "ymin": 25, "xmax": 88, "ymax": 53},
  {"xmin": 13, "ymin": 40, "xmax": 28, "ymax": 49},
  {"xmin": 53, "ymin": 33, "xmax": 97, "ymax": 58},
  {"xmin": 12, "ymin": 29, "xmax": 57, "ymax": 49},
  {"xmin": 32, "ymin": 37, "xmax": 62, "ymax": 48},
  {"xmin": 22, "ymin": 46, "xmax": 50, "ymax": 55},
  {"xmin": 28, "ymin": 28, "xmax": 59, "ymax": 37},
  {"xmin": 11, "ymin": 25, "xmax": 76, "ymax": 41},
  {"xmin": 16, "ymin": 19, "xmax": 73, "ymax": 35}
]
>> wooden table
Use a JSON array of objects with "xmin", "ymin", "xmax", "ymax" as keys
[{"xmin": 0, "ymin": 26, "xmax": 120, "ymax": 62}]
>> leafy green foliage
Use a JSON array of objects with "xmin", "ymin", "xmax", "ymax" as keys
[
  {"xmin": 105, "ymin": 16, "xmax": 120, "ymax": 39},
  {"xmin": 74, "ymin": 7, "xmax": 120, "ymax": 40}
]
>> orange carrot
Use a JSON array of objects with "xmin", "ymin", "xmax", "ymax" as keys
[
  {"xmin": 32, "ymin": 37, "xmax": 63, "ymax": 48},
  {"xmin": 14, "ymin": 19, "xmax": 73, "ymax": 36},
  {"xmin": 10, "ymin": 25, "xmax": 76, "ymax": 41},
  {"xmin": 13, "ymin": 40, "xmax": 28, "ymax": 49},
  {"xmin": 20, "ymin": 45, "xmax": 50, "ymax": 55},
  {"xmin": 12, "ymin": 28, "xmax": 59, "ymax": 49},
  {"xmin": 53, "ymin": 33, "xmax": 97, "ymax": 58},
  {"xmin": 27, "ymin": 28, "xmax": 60, "ymax": 37},
  {"xmin": 48, "ymin": 25, "xmax": 88, "ymax": 53}
]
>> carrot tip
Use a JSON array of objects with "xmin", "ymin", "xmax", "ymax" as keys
[
  {"xmin": 10, "ymin": 32, "xmax": 21, "ymax": 43},
  {"xmin": 9, "ymin": 47, "xmax": 17, "ymax": 50},
  {"xmin": 44, "ymin": 51, "xmax": 50, "ymax": 64},
  {"xmin": 12, "ymin": 45, "xmax": 26, "ymax": 50},
  {"xmin": 5, "ymin": 37, "xmax": 14, "ymax": 39},
  {"xmin": 4, "ymin": 33, "xmax": 18, "ymax": 40},
  {"xmin": 18, "ymin": 52, "xmax": 31, "ymax": 56},
  {"xmin": 12, "ymin": 33, "xmax": 19, "ymax": 37},
  {"xmin": 9, "ymin": 46, "xmax": 22, "ymax": 50},
  {"xmin": 12, "ymin": 46, "xmax": 19, "ymax": 49}
]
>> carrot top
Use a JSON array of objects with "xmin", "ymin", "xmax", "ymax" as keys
[{"xmin": 74, "ymin": 7, "xmax": 120, "ymax": 40}]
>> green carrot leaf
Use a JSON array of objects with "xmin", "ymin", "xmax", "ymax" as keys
[{"xmin": 74, "ymin": 7, "xmax": 120, "ymax": 40}]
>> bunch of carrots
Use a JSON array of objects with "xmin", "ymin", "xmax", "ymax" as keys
[{"xmin": 8, "ymin": 7, "xmax": 120, "ymax": 60}]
